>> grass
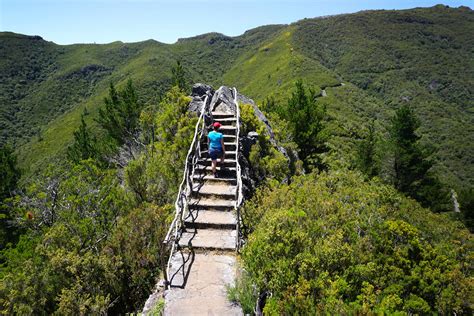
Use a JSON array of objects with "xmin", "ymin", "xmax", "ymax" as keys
[{"xmin": 227, "ymin": 270, "xmax": 257, "ymax": 315}]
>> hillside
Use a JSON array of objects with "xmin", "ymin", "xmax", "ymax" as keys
[
  {"xmin": 1, "ymin": 5, "xmax": 473, "ymax": 191},
  {"xmin": 292, "ymin": 4, "xmax": 474, "ymax": 188}
]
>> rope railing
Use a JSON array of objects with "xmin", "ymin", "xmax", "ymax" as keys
[
  {"xmin": 233, "ymin": 88, "xmax": 244, "ymax": 250},
  {"xmin": 163, "ymin": 94, "xmax": 209, "ymax": 285}
]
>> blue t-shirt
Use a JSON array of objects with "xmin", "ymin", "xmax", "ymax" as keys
[{"xmin": 208, "ymin": 131, "xmax": 223, "ymax": 150}]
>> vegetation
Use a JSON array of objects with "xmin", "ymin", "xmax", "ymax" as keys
[
  {"xmin": 2, "ymin": 6, "xmax": 472, "ymax": 196},
  {"xmin": 97, "ymin": 80, "xmax": 144, "ymax": 146},
  {"xmin": 0, "ymin": 145, "xmax": 21, "ymax": 248},
  {"xmin": 356, "ymin": 120, "xmax": 379, "ymax": 178},
  {"xmin": 277, "ymin": 80, "xmax": 328, "ymax": 170},
  {"xmin": 389, "ymin": 104, "xmax": 448, "ymax": 210},
  {"xmin": 292, "ymin": 5, "xmax": 474, "ymax": 191},
  {"xmin": 0, "ymin": 82, "xmax": 195, "ymax": 313},
  {"xmin": 0, "ymin": 145, "xmax": 20, "ymax": 200},
  {"xmin": 171, "ymin": 60, "xmax": 187, "ymax": 92},
  {"xmin": 126, "ymin": 86, "xmax": 195, "ymax": 205},
  {"xmin": 237, "ymin": 170, "xmax": 472, "ymax": 314}
]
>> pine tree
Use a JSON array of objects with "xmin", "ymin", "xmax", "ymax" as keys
[
  {"xmin": 68, "ymin": 113, "xmax": 98, "ymax": 163},
  {"xmin": 0, "ymin": 144, "xmax": 20, "ymax": 200},
  {"xmin": 96, "ymin": 80, "xmax": 142, "ymax": 145},
  {"xmin": 0, "ymin": 144, "xmax": 21, "ymax": 247},
  {"xmin": 283, "ymin": 80, "xmax": 328, "ymax": 170},
  {"xmin": 391, "ymin": 104, "xmax": 427, "ymax": 192},
  {"xmin": 389, "ymin": 104, "xmax": 447, "ymax": 208},
  {"xmin": 357, "ymin": 120, "xmax": 379, "ymax": 177},
  {"xmin": 171, "ymin": 60, "xmax": 186, "ymax": 91}
]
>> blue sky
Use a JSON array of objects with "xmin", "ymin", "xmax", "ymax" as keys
[{"xmin": 0, "ymin": 0, "xmax": 471, "ymax": 44}]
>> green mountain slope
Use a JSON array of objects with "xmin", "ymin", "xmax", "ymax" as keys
[
  {"xmin": 1, "ymin": 5, "xmax": 472, "ymax": 191},
  {"xmin": 292, "ymin": 5, "xmax": 474, "ymax": 188},
  {"xmin": 0, "ymin": 26, "xmax": 285, "ymax": 173}
]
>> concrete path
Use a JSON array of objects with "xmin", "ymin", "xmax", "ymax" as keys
[{"xmin": 164, "ymin": 252, "xmax": 241, "ymax": 316}]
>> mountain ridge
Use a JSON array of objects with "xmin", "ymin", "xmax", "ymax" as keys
[{"xmin": 0, "ymin": 5, "xmax": 472, "ymax": 191}]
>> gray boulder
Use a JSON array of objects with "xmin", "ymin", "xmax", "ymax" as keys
[
  {"xmin": 188, "ymin": 96, "xmax": 205, "ymax": 114},
  {"xmin": 241, "ymin": 133, "xmax": 259, "ymax": 159},
  {"xmin": 210, "ymin": 86, "xmax": 236, "ymax": 114},
  {"xmin": 192, "ymin": 83, "xmax": 214, "ymax": 98}
]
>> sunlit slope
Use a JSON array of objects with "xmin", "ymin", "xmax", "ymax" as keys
[
  {"xmin": 221, "ymin": 28, "xmax": 394, "ymax": 172},
  {"xmin": 222, "ymin": 28, "xmax": 339, "ymax": 103}
]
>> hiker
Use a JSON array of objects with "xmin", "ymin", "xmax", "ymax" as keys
[{"xmin": 208, "ymin": 122, "xmax": 225, "ymax": 177}]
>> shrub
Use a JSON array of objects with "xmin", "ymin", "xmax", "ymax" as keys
[{"xmin": 240, "ymin": 170, "xmax": 473, "ymax": 314}]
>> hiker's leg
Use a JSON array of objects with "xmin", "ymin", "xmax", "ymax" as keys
[{"xmin": 211, "ymin": 159, "xmax": 217, "ymax": 175}]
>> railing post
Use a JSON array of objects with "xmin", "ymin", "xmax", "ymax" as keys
[{"xmin": 233, "ymin": 87, "xmax": 243, "ymax": 251}]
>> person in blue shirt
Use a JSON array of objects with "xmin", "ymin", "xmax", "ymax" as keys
[{"xmin": 208, "ymin": 122, "xmax": 226, "ymax": 177}]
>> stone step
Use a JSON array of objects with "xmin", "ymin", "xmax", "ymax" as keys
[
  {"xmin": 179, "ymin": 228, "xmax": 236, "ymax": 251},
  {"xmin": 194, "ymin": 165, "xmax": 237, "ymax": 177},
  {"xmin": 217, "ymin": 126, "xmax": 237, "ymax": 136},
  {"xmin": 192, "ymin": 175, "xmax": 237, "ymax": 185},
  {"xmin": 184, "ymin": 209, "xmax": 237, "ymax": 229},
  {"xmin": 202, "ymin": 142, "xmax": 236, "ymax": 151},
  {"xmin": 222, "ymin": 134, "xmax": 236, "ymax": 141},
  {"xmin": 201, "ymin": 150, "xmax": 236, "ymax": 159},
  {"xmin": 197, "ymin": 158, "xmax": 236, "ymax": 167},
  {"xmin": 189, "ymin": 197, "xmax": 235, "ymax": 211},
  {"xmin": 214, "ymin": 117, "xmax": 237, "ymax": 122},
  {"xmin": 192, "ymin": 183, "xmax": 236, "ymax": 198},
  {"xmin": 212, "ymin": 112, "xmax": 235, "ymax": 119},
  {"xmin": 213, "ymin": 118, "xmax": 236, "ymax": 126}
]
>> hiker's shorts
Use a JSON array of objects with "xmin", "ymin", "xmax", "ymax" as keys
[{"xmin": 209, "ymin": 148, "xmax": 223, "ymax": 160}]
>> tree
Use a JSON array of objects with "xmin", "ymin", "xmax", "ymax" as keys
[
  {"xmin": 0, "ymin": 144, "xmax": 20, "ymax": 200},
  {"xmin": 67, "ymin": 113, "xmax": 98, "ymax": 163},
  {"xmin": 96, "ymin": 80, "xmax": 143, "ymax": 146},
  {"xmin": 0, "ymin": 144, "xmax": 21, "ymax": 248},
  {"xmin": 458, "ymin": 187, "xmax": 474, "ymax": 231},
  {"xmin": 357, "ymin": 120, "xmax": 379, "ymax": 177},
  {"xmin": 281, "ymin": 80, "xmax": 328, "ymax": 170},
  {"xmin": 171, "ymin": 60, "xmax": 186, "ymax": 91},
  {"xmin": 390, "ymin": 104, "xmax": 446, "ymax": 208}
]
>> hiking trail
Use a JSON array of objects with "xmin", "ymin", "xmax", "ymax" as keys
[{"xmin": 143, "ymin": 86, "xmax": 244, "ymax": 315}]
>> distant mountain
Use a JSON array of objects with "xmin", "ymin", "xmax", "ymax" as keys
[{"xmin": 0, "ymin": 5, "xmax": 472, "ymax": 191}]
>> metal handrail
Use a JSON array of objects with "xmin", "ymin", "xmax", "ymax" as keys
[
  {"xmin": 163, "ymin": 94, "xmax": 208, "ymax": 284},
  {"xmin": 233, "ymin": 88, "xmax": 244, "ymax": 250}
]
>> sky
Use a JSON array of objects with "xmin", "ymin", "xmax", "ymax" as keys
[{"xmin": 0, "ymin": 0, "xmax": 471, "ymax": 44}]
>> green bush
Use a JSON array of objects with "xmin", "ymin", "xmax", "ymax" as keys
[
  {"xmin": 0, "ymin": 160, "xmax": 172, "ymax": 314},
  {"xmin": 240, "ymin": 103, "xmax": 263, "ymax": 136},
  {"xmin": 240, "ymin": 103, "xmax": 291, "ymax": 182},
  {"xmin": 240, "ymin": 170, "xmax": 473, "ymax": 314}
]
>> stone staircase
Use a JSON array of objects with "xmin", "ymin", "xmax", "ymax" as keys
[
  {"xmin": 180, "ymin": 111, "xmax": 238, "ymax": 251},
  {"xmin": 162, "ymin": 111, "xmax": 242, "ymax": 315}
]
